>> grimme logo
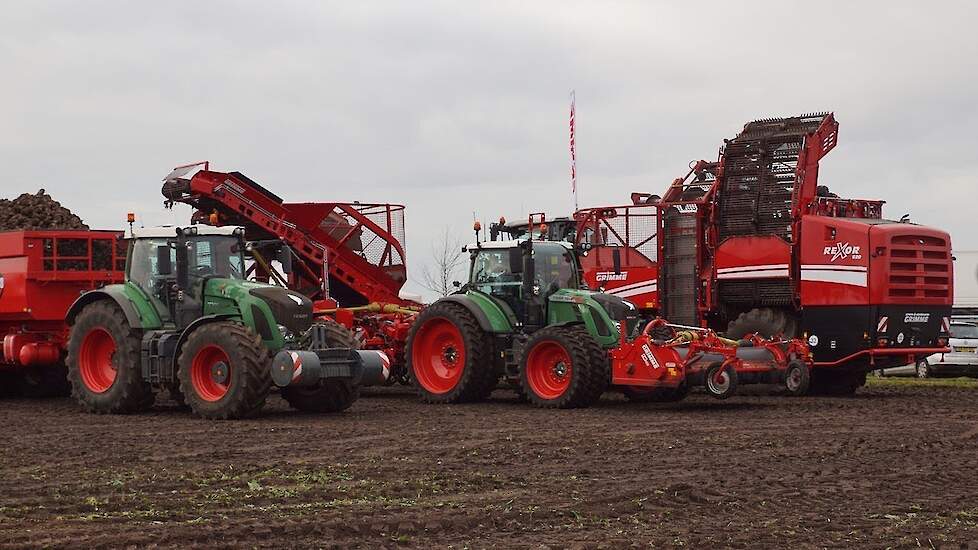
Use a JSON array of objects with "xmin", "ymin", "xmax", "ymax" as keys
[
  {"xmin": 823, "ymin": 242, "xmax": 862, "ymax": 262},
  {"xmin": 595, "ymin": 271, "xmax": 628, "ymax": 282},
  {"xmin": 904, "ymin": 313, "xmax": 930, "ymax": 323}
]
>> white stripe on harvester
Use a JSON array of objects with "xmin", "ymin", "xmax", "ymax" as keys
[
  {"xmin": 716, "ymin": 264, "xmax": 789, "ymax": 274},
  {"xmin": 717, "ymin": 269, "xmax": 789, "ymax": 280},
  {"xmin": 606, "ymin": 279, "xmax": 658, "ymax": 293},
  {"xmin": 608, "ymin": 283, "xmax": 658, "ymax": 298},
  {"xmin": 800, "ymin": 268, "xmax": 867, "ymax": 287}
]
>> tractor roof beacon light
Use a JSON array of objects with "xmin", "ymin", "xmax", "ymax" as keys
[
  {"xmin": 127, "ymin": 213, "xmax": 136, "ymax": 235},
  {"xmin": 474, "ymin": 221, "xmax": 482, "ymax": 246}
]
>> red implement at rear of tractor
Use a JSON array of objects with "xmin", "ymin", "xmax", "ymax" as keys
[
  {"xmin": 161, "ymin": 163, "xmax": 420, "ymax": 382},
  {"xmin": 0, "ymin": 230, "xmax": 126, "ymax": 396},
  {"xmin": 611, "ymin": 318, "xmax": 812, "ymax": 400}
]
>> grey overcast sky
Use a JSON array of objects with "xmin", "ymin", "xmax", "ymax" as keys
[{"xmin": 2, "ymin": 1, "xmax": 976, "ymax": 298}]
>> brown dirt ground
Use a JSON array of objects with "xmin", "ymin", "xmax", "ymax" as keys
[{"xmin": 2, "ymin": 382, "xmax": 978, "ymax": 549}]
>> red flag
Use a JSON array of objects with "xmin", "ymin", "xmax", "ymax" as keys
[{"xmin": 569, "ymin": 91, "xmax": 577, "ymax": 208}]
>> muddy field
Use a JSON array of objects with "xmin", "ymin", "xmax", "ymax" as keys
[{"xmin": 2, "ymin": 381, "xmax": 978, "ymax": 549}]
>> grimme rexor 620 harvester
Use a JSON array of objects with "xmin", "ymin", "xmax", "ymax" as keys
[
  {"xmin": 160, "ymin": 163, "xmax": 420, "ymax": 382},
  {"xmin": 497, "ymin": 113, "xmax": 954, "ymax": 394}
]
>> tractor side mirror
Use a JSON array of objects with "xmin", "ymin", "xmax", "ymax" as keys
[
  {"xmin": 612, "ymin": 248, "xmax": 622, "ymax": 275},
  {"xmin": 278, "ymin": 246, "xmax": 294, "ymax": 274},
  {"xmin": 156, "ymin": 245, "xmax": 173, "ymax": 276},
  {"xmin": 509, "ymin": 248, "xmax": 523, "ymax": 274}
]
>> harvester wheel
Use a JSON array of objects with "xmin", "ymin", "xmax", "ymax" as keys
[
  {"xmin": 177, "ymin": 322, "xmax": 272, "ymax": 420},
  {"xmin": 282, "ymin": 320, "xmax": 361, "ymax": 413},
  {"xmin": 622, "ymin": 384, "xmax": 689, "ymax": 403},
  {"xmin": 725, "ymin": 308, "xmax": 798, "ymax": 339},
  {"xmin": 704, "ymin": 362, "xmax": 738, "ymax": 399},
  {"xmin": 520, "ymin": 326, "xmax": 607, "ymax": 409},
  {"xmin": 66, "ymin": 300, "xmax": 155, "ymax": 414},
  {"xmin": 784, "ymin": 360, "xmax": 811, "ymax": 396},
  {"xmin": 407, "ymin": 302, "xmax": 496, "ymax": 403}
]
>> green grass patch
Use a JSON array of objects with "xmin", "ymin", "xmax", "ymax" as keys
[{"xmin": 866, "ymin": 375, "xmax": 978, "ymax": 388}]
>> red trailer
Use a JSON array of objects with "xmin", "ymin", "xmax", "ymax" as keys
[{"xmin": 0, "ymin": 230, "xmax": 125, "ymax": 396}]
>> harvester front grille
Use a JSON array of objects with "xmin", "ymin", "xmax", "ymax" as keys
[{"xmin": 886, "ymin": 234, "xmax": 951, "ymax": 301}]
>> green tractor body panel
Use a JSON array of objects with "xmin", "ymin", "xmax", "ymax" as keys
[
  {"xmin": 462, "ymin": 292, "xmax": 516, "ymax": 333},
  {"xmin": 547, "ymin": 289, "xmax": 621, "ymax": 348},
  {"xmin": 204, "ymin": 279, "xmax": 288, "ymax": 351},
  {"xmin": 119, "ymin": 281, "xmax": 165, "ymax": 329}
]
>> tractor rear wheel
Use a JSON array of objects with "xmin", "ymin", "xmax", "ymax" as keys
[
  {"xmin": 725, "ymin": 308, "xmax": 799, "ymax": 339},
  {"xmin": 282, "ymin": 320, "xmax": 361, "ymax": 413},
  {"xmin": 407, "ymin": 302, "xmax": 496, "ymax": 403},
  {"xmin": 66, "ymin": 300, "xmax": 155, "ymax": 414},
  {"xmin": 177, "ymin": 322, "xmax": 272, "ymax": 419},
  {"xmin": 520, "ymin": 326, "xmax": 607, "ymax": 409}
]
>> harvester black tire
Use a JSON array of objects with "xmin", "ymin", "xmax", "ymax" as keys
[
  {"xmin": 407, "ymin": 302, "xmax": 496, "ymax": 404},
  {"xmin": 725, "ymin": 308, "xmax": 799, "ymax": 340},
  {"xmin": 519, "ymin": 325, "xmax": 607, "ymax": 409},
  {"xmin": 784, "ymin": 360, "xmax": 811, "ymax": 396},
  {"xmin": 17, "ymin": 364, "xmax": 71, "ymax": 398},
  {"xmin": 66, "ymin": 300, "xmax": 155, "ymax": 414},
  {"xmin": 622, "ymin": 383, "xmax": 689, "ymax": 403},
  {"xmin": 282, "ymin": 320, "xmax": 361, "ymax": 413},
  {"xmin": 705, "ymin": 362, "xmax": 738, "ymax": 400},
  {"xmin": 177, "ymin": 322, "xmax": 272, "ymax": 420}
]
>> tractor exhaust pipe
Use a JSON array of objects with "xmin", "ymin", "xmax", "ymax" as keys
[{"xmin": 270, "ymin": 348, "xmax": 390, "ymax": 389}]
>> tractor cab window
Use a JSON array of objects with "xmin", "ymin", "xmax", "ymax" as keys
[
  {"xmin": 188, "ymin": 236, "xmax": 245, "ymax": 280},
  {"xmin": 128, "ymin": 238, "xmax": 176, "ymax": 319},
  {"xmin": 533, "ymin": 244, "xmax": 579, "ymax": 294},
  {"xmin": 471, "ymin": 250, "xmax": 522, "ymax": 297}
]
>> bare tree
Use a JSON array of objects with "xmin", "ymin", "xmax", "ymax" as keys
[{"xmin": 419, "ymin": 226, "xmax": 467, "ymax": 297}]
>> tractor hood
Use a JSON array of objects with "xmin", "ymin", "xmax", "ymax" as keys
[
  {"xmin": 247, "ymin": 286, "xmax": 314, "ymax": 335},
  {"xmin": 590, "ymin": 292, "xmax": 634, "ymax": 321}
]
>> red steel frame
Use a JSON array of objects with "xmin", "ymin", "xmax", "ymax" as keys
[{"xmin": 0, "ymin": 230, "xmax": 125, "ymax": 369}]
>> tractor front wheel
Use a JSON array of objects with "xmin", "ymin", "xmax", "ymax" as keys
[
  {"xmin": 407, "ymin": 302, "xmax": 496, "ymax": 403},
  {"xmin": 177, "ymin": 322, "xmax": 271, "ymax": 419},
  {"xmin": 520, "ymin": 326, "xmax": 607, "ymax": 409},
  {"xmin": 66, "ymin": 300, "xmax": 155, "ymax": 414}
]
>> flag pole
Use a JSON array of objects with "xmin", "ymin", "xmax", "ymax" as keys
[{"xmin": 569, "ymin": 90, "xmax": 577, "ymax": 212}]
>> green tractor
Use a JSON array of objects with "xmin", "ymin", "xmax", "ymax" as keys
[
  {"xmin": 406, "ymin": 236, "xmax": 631, "ymax": 408},
  {"xmin": 65, "ymin": 225, "xmax": 388, "ymax": 419}
]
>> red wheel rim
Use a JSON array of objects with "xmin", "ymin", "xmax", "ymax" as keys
[
  {"xmin": 525, "ymin": 341, "xmax": 573, "ymax": 400},
  {"xmin": 78, "ymin": 328, "xmax": 117, "ymax": 393},
  {"xmin": 412, "ymin": 318, "xmax": 465, "ymax": 394},
  {"xmin": 190, "ymin": 345, "xmax": 231, "ymax": 402}
]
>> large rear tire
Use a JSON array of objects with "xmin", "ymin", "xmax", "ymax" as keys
[
  {"xmin": 407, "ymin": 302, "xmax": 496, "ymax": 403},
  {"xmin": 177, "ymin": 322, "xmax": 272, "ymax": 419},
  {"xmin": 282, "ymin": 320, "xmax": 361, "ymax": 413},
  {"xmin": 726, "ymin": 308, "xmax": 798, "ymax": 339},
  {"xmin": 66, "ymin": 300, "xmax": 155, "ymax": 414},
  {"xmin": 519, "ymin": 326, "xmax": 607, "ymax": 409},
  {"xmin": 810, "ymin": 369, "xmax": 865, "ymax": 396}
]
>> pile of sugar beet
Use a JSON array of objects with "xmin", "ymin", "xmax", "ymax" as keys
[{"xmin": 0, "ymin": 190, "xmax": 88, "ymax": 231}]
